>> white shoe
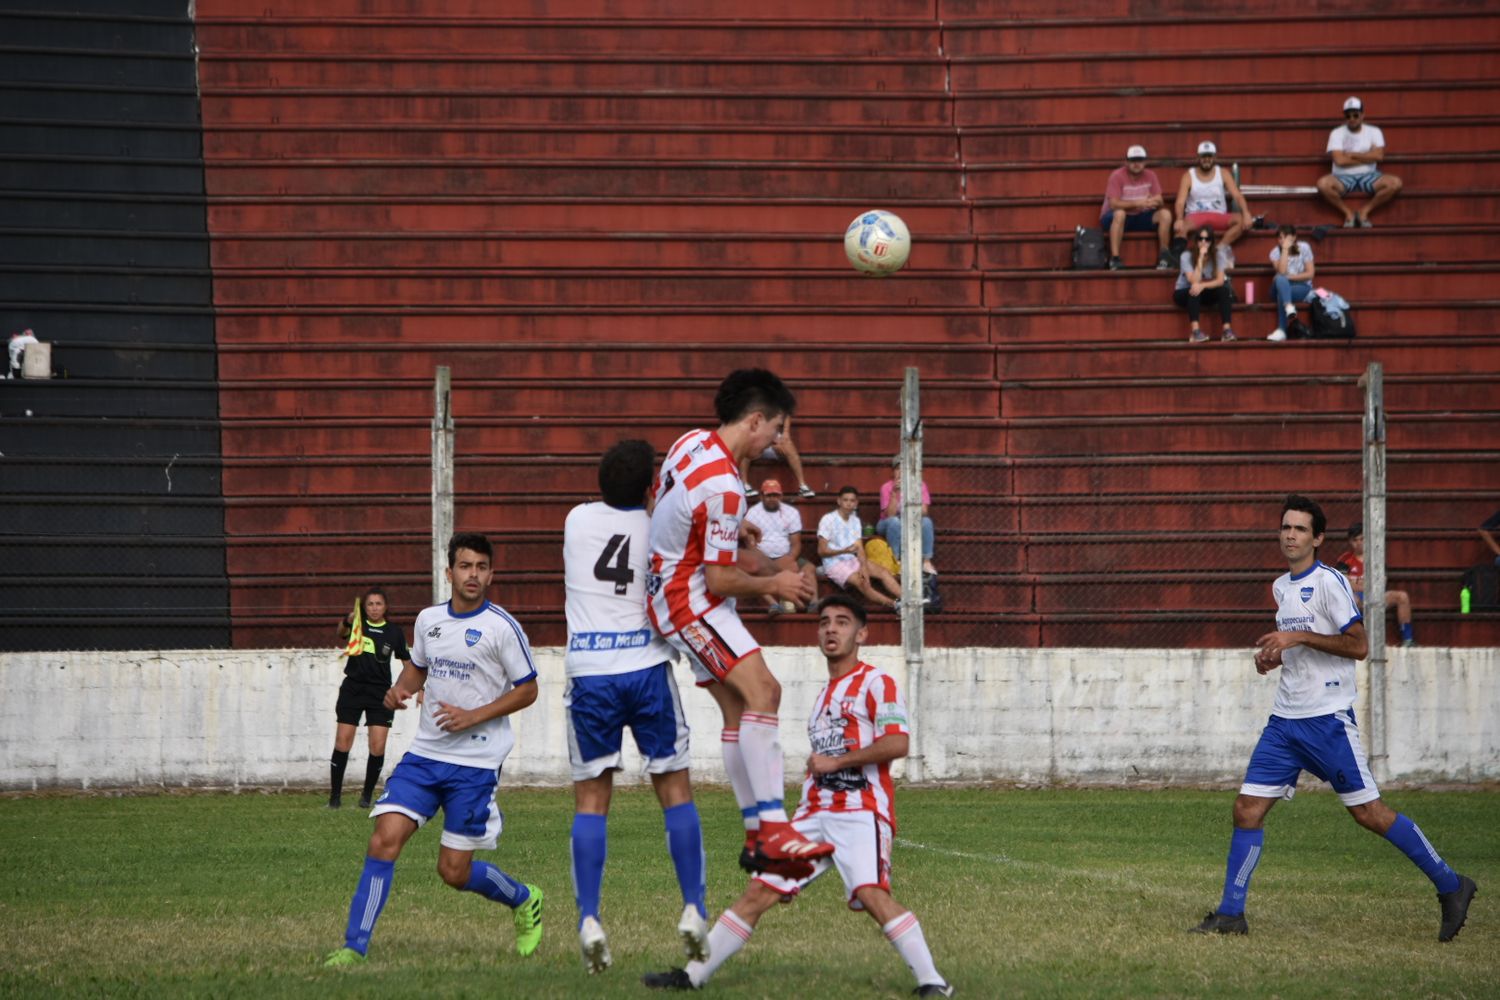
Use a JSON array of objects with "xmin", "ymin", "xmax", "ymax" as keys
[
  {"xmin": 579, "ymin": 915, "xmax": 611, "ymax": 974},
  {"xmin": 1267, "ymin": 330, "xmax": 1287, "ymax": 342},
  {"xmin": 677, "ymin": 904, "xmax": 710, "ymax": 963}
]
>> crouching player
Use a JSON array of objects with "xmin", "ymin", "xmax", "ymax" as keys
[
  {"xmin": 643, "ymin": 594, "xmax": 954, "ymax": 997},
  {"xmin": 565, "ymin": 440, "xmax": 708, "ymax": 973},
  {"xmin": 323, "ymin": 532, "xmax": 545, "ymax": 967}
]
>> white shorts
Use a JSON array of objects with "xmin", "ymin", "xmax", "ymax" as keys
[
  {"xmin": 754, "ymin": 810, "xmax": 893, "ymax": 909},
  {"xmin": 663, "ymin": 601, "xmax": 761, "ymax": 687}
]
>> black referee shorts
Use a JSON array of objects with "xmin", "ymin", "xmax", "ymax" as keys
[{"xmin": 335, "ymin": 682, "xmax": 395, "ymax": 728}]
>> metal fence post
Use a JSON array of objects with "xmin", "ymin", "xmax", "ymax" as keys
[
  {"xmin": 1361, "ymin": 362, "xmax": 1387, "ymax": 780},
  {"xmin": 431, "ymin": 366, "xmax": 454, "ymax": 605},
  {"xmin": 900, "ymin": 367, "xmax": 925, "ymax": 782}
]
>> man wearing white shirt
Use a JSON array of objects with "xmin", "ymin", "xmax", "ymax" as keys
[
  {"xmin": 1317, "ymin": 96, "xmax": 1403, "ymax": 228},
  {"xmin": 742, "ymin": 478, "xmax": 818, "ymax": 615},
  {"xmin": 817, "ymin": 486, "xmax": 900, "ymax": 611},
  {"xmin": 324, "ymin": 532, "xmax": 545, "ymax": 967},
  {"xmin": 1191, "ymin": 495, "xmax": 1475, "ymax": 942}
]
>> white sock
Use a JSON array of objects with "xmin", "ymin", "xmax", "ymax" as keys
[
  {"xmin": 687, "ymin": 910, "xmax": 753, "ymax": 987},
  {"xmin": 720, "ymin": 730, "xmax": 758, "ymax": 833},
  {"xmin": 738, "ymin": 712, "xmax": 789, "ymax": 823},
  {"xmin": 883, "ymin": 912, "xmax": 944, "ymax": 988}
]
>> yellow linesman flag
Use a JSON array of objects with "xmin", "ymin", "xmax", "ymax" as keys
[{"xmin": 343, "ymin": 598, "xmax": 363, "ymax": 657}]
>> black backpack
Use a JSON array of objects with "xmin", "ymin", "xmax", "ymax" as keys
[
  {"xmin": 1309, "ymin": 294, "xmax": 1356, "ymax": 338},
  {"xmin": 1463, "ymin": 563, "xmax": 1500, "ymax": 610},
  {"xmin": 1072, "ymin": 226, "xmax": 1108, "ymax": 269}
]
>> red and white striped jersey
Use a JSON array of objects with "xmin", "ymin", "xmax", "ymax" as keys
[
  {"xmin": 795, "ymin": 660, "xmax": 909, "ymax": 830},
  {"xmin": 646, "ymin": 428, "xmax": 745, "ymax": 636}
]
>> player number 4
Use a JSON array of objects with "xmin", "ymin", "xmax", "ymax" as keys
[{"xmin": 594, "ymin": 534, "xmax": 635, "ymax": 595}]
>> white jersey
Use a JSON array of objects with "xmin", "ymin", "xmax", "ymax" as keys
[
  {"xmin": 1185, "ymin": 164, "xmax": 1228, "ymax": 215},
  {"xmin": 743, "ymin": 500, "xmax": 803, "ymax": 560},
  {"xmin": 564, "ymin": 501, "xmax": 675, "ymax": 678},
  {"xmin": 1269, "ymin": 561, "xmax": 1363, "ymax": 719},
  {"xmin": 408, "ymin": 600, "xmax": 538, "ymax": 769},
  {"xmin": 647, "ymin": 428, "xmax": 745, "ymax": 636},
  {"xmin": 1327, "ymin": 123, "xmax": 1386, "ymax": 177},
  {"xmin": 795, "ymin": 660, "xmax": 909, "ymax": 830}
]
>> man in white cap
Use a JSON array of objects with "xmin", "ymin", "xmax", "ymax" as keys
[
  {"xmin": 1100, "ymin": 144, "xmax": 1174, "ymax": 271},
  {"xmin": 1174, "ymin": 140, "xmax": 1253, "ymax": 253},
  {"xmin": 1317, "ymin": 96, "xmax": 1402, "ymax": 228}
]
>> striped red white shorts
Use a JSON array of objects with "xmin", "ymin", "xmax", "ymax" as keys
[
  {"xmin": 754, "ymin": 810, "xmax": 893, "ymax": 909},
  {"xmin": 662, "ymin": 602, "xmax": 761, "ymax": 686}
]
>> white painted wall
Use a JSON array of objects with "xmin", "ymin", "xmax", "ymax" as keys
[{"xmin": 1, "ymin": 646, "xmax": 1495, "ymax": 791}]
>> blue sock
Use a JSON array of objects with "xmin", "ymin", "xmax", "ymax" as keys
[
  {"xmin": 1384, "ymin": 814, "xmax": 1460, "ymax": 893},
  {"xmin": 663, "ymin": 801, "xmax": 707, "ymax": 918},
  {"xmin": 571, "ymin": 812, "xmax": 607, "ymax": 925},
  {"xmin": 343, "ymin": 856, "xmax": 394, "ymax": 954},
  {"xmin": 463, "ymin": 860, "xmax": 530, "ymax": 908},
  {"xmin": 1217, "ymin": 827, "xmax": 1264, "ymax": 916},
  {"xmin": 1400, "ymin": 622, "xmax": 1414, "ymax": 642}
]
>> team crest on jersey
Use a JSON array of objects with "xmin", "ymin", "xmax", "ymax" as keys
[
  {"xmin": 464, "ymin": 628, "xmax": 482, "ymax": 647},
  {"xmin": 1300, "ymin": 586, "xmax": 1315, "ymax": 603}
]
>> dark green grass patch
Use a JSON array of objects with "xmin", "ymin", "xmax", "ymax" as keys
[{"xmin": 1, "ymin": 787, "xmax": 1494, "ymax": 998}]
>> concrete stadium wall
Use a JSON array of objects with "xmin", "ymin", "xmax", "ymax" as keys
[{"xmin": 1, "ymin": 647, "xmax": 1495, "ymax": 791}]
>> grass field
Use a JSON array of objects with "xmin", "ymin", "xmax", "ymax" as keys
[{"xmin": 1, "ymin": 785, "xmax": 1494, "ymax": 999}]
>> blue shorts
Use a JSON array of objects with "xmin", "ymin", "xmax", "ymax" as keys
[
  {"xmin": 1240, "ymin": 711, "xmax": 1380, "ymax": 807},
  {"xmin": 371, "ymin": 752, "xmax": 504, "ymax": 850},
  {"xmin": 1101, "ymin": 210, "xmax": 1158, "ymax": 233},
  {"xmin": 565, "ymin": 662, "xmax": 691, "ymax": 782},
  {"xmin": 1333, "ymin": 171, "xmax": 1382, "ymax": 195}
]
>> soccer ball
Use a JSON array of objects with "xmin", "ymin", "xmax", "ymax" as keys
[{"xmin": 844, "ymin": 209, "xmax": 911, "ymax": 275}]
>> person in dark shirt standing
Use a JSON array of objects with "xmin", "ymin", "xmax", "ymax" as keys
[{"xmin": 331, "ymin": 587, "xmax": 413, "ymax": 809}]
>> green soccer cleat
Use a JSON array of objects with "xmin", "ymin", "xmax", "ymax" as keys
[
  {"xmin": 513, "ymin": 883, "xmax": 544, "ymax": 956},
  {"xmin": 322, "ymin": 946, "xmax": 366, "ymax": 968}
]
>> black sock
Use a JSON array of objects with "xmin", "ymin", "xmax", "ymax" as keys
[
  {"xmin": 362, "ymin": 754, "xmax": 385, "ymax": 803},
  {"xmin": 330, "ymin": 748, "xmax": 350, "ymax": 803}
]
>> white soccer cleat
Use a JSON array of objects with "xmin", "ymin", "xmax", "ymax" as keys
[
  {"xmin": 677, "ymin": 904, "xmax": 710, "ymax": 963},
  {"xmin": 579, "ymin": 915, "xmax": 611, "ymax": 974}
]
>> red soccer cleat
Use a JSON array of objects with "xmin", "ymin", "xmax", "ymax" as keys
[{"xmin": 755, "ymin": 821, "xmax": 834, "ymax": 866}]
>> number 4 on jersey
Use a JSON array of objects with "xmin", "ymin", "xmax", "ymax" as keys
[{"xmin": 594, "ymin": 534, "xmax": 635, "ymax": 595}]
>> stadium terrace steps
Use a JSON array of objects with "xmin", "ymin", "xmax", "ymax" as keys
[
  {"xmin": 990, "ymin": 308, "xmax": 1500, "ymax": 343},
  {"xmin": 982, "ymin": 227, "xmax": 1500, "ymax": 272},
  {"xmin": 961, "ymin": 117, "xmax": 1500, "ymax": 161},
  {"xmin": 207, "ymin": 231, "xmax": 978, "ymax": 271},
  {"xmin": 202, "ymin": 160, "xmax": 966, "ymax": 199},
  {"xmin": 949, "ymin": 46, "xmax": 1499, "ymax": 90},
  {"xmin": 975, "ymin": 191, "xmax": 1500, "ymax": 231},
  {"xmin": 200, "ymin": 124, "xmax": 965, "ymax": 162},
  {"xmin": 183, "ymin": 1, "xmax": 1500, "ymax": 647},
  {"xmin": 195, "ymin": 55, "xmax": 952, "ymax": 92},
  {"xmin": 205, "ymin": 198, "xmax": 973, "ymax": 235},
  {"xmin": 940, "ymin": 11, "xmax": 1500, "ymax": 56}
]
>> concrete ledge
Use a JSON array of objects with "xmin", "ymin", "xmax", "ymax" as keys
[{"xmin": 2, "ymin": 646, "xmax": 1494, "ymax": 791}]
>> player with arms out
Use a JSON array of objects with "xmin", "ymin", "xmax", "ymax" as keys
[
  {"xmin": 647, "ymin": 368, "xmax": 825, "ymax": 876},
  {"xmin": 323, "ymin": 532, "xmax": 545, "ymax": 967},
  {"xmin": 643, "ymin": 594, "xmax": 954, "ymax": 996},
  {"xmin": 1191, "ymin": 495, "xmax": 1476, "ymax": 941},
  {"xmin": 564, "ymin": 439, "xmax": 708, "ymax": 974}
]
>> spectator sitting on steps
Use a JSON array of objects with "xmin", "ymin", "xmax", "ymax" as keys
[
  {"xmin": 817, "ymin": 486, "xmax": 900, "ymax": 611},
  {"xmin": 8, "ymin": 328, "xmax": 38, "ymax": 379},
  {"xmin": 740, "ymin": 478, "xmax": 819, "ymax": 616},
  {"xmin": 1174, "ymin": 225, "xmax": 1237, "ymax": 345},
  {"xmin": 1174, "ymin": 141, "xmax": 1253, "ymax": 258},
  {"xmin": 1266, "ymin": 225, "xmax": 1317, "ymax": 342},
  {"xmin": 1101, "ymin": 144, "xmax": 1175, "ymax": 271},
  {"xmin": 876, "ymin": 457, "xmax": 937, "ymax": 577},
  {"xmin": 741, "ymin": 415, "xmax": 816, "ymax": 502},
  {"xmin": 1335, "ymin": 521, "xmax": 1416, "ymax": 647},
  {"xmin": 1318, "ymin": 97, "xmax": 1403, "ymax": 228}
]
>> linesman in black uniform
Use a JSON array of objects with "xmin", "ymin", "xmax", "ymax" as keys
[{"xmin": 330, "ymin": 587, "xmax": 412, "ymax": 809}]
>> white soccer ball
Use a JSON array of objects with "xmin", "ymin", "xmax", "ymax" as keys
[{"xmin": 844, "ymin": 209, "xmax": 911, "ymax": 275}]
